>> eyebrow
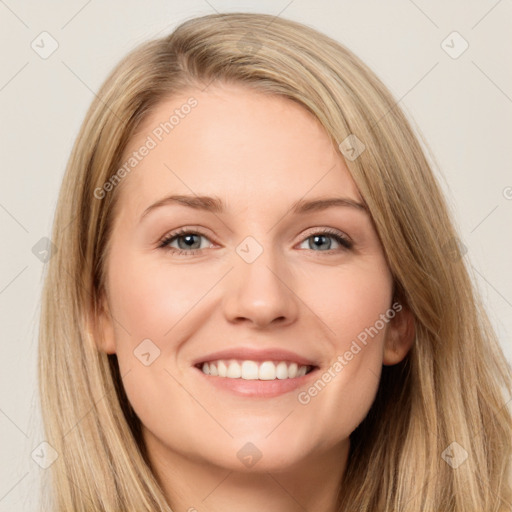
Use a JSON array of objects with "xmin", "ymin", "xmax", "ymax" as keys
[{"xmin": 140, "ymin": 194, "xmax": 368, "ymax": 221}]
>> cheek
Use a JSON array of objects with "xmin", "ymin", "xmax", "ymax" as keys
[
  {"xmin": 108, "ymin": 252, "xmax": 212, "ymax": 349},
  {"xmin": 302, "ymin": 259, "xmax": 393, "ymax": 346},
  {"xmin": 293, "ymin": 262, "xmax": 392, "ymax": 438},
  {"xmin": 296, "ymin": 321, "xmax": 389, "ymax": 453},
  {"xmin": 105, "ymin": 253, "xmax": 208, "ymax": 446},
  {"xmin": 105, "ymin": 252, "xmax": 218, "ymax": 415}
]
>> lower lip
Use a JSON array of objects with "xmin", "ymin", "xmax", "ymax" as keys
[{"xmin": 193, "ymin": 366, "xmax": 319, "ymax": 398}]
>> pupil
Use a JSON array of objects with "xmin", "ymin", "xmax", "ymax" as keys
[
  {"xmin": 313, "ymin": 235, "xmax": 330, "ymax": 250},
  {"xmin": 180, "ymin": 234, "xmax": 199, "ymax": 249}
]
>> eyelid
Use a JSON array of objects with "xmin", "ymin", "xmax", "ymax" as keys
[
  {"xmin": 299, "ymin": 226, "xmax": 352, "ymax": 246},
  {"xmin": 157, "ymin": 226, "xmax": 215, "ymax": 248}
]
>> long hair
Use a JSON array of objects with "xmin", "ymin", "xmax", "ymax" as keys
[{"xmin": 38, "ymin": 12, "xmax": 512, "ymax": 511}]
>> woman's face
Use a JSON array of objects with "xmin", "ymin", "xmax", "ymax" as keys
[{"xmin": 97, "ymin": 82, "xmax": 413, "ymax": 473}]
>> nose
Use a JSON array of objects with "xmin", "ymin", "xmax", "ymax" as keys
[{"xmin": 222, "ymin": 246, "xmax": 299, "ymax": 329}]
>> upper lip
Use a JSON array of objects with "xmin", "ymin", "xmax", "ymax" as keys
[{"xmin": 192, "ymin": 347, "xmax": 319, "ymax": 367}]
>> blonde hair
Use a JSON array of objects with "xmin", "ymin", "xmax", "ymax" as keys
[{"xmin": 38, "ymin": 12, "xmax": 512, "ymax": 511}]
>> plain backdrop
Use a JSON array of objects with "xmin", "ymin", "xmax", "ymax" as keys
[{"xmin": 1, "ymin": 1, "xmax": 511, "ymax": 510}]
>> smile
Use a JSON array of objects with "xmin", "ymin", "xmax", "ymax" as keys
[{"xmin": 197, "ymin": 359, "xmax": 315, "ymax": 380}]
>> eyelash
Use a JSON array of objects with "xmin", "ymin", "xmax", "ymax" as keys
[{"xmin": 157, "ymin": 227, "xmax": 353, "ymax": 257}]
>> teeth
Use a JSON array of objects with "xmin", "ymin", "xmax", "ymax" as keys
[
  {"xmin": 199, "ymin": 359, "xmax": 312, "ymax": 380},
  {"xmin": 218, "ymin": 360, "xmax": 227, "ymax": 377},
  {"xmin": 276, "ymin": 361, "xmax": 288, "ymax": 379},
  {"xmin": 241, "ymin": 361, "xmax": 258, "ymax": 380},
  {"xmin": 226, "ymin": 361, "xmax": 242, "ymax": 378},
  {"xmin": 259, "ymin": 361, "xmax": 276, "ymax": 380}
]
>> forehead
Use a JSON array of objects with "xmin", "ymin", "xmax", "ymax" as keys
[{"xmin": 116, "ymin": 83, "xmax": 361, "ymax": 216}]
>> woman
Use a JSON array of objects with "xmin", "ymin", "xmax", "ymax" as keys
[{"xmin": 38, "ymin": 12, "xmax": 512, "ymax": 511}]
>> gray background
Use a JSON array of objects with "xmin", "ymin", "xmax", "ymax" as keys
[{"xmin": 1, "ymin": 1, "xmax": 511, "ymax": 509}]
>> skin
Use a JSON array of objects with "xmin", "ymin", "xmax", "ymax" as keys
[{"xmin": 95, "ymin": 82, "xmax": 415, "ymax": 512}]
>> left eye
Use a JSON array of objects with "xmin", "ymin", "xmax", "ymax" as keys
[
  {"xmin": 158, "ymin": 230, "xmax": 212, "ymax": 254},
  {"xmin": 158, "ymin": 229, "xmax": 352, "ymax": 255},
  {"xmin": 298, "ymin": 231, "xmax": 352, "ymax": 251}
]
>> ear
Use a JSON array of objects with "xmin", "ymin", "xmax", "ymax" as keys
[
  {"xmin": 383, "ymin": 302, "xmax": 415, "ymax": 366},
  {"xmin": 89, "ymin": 293, "xmax": 117, "ymax": 355}
]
